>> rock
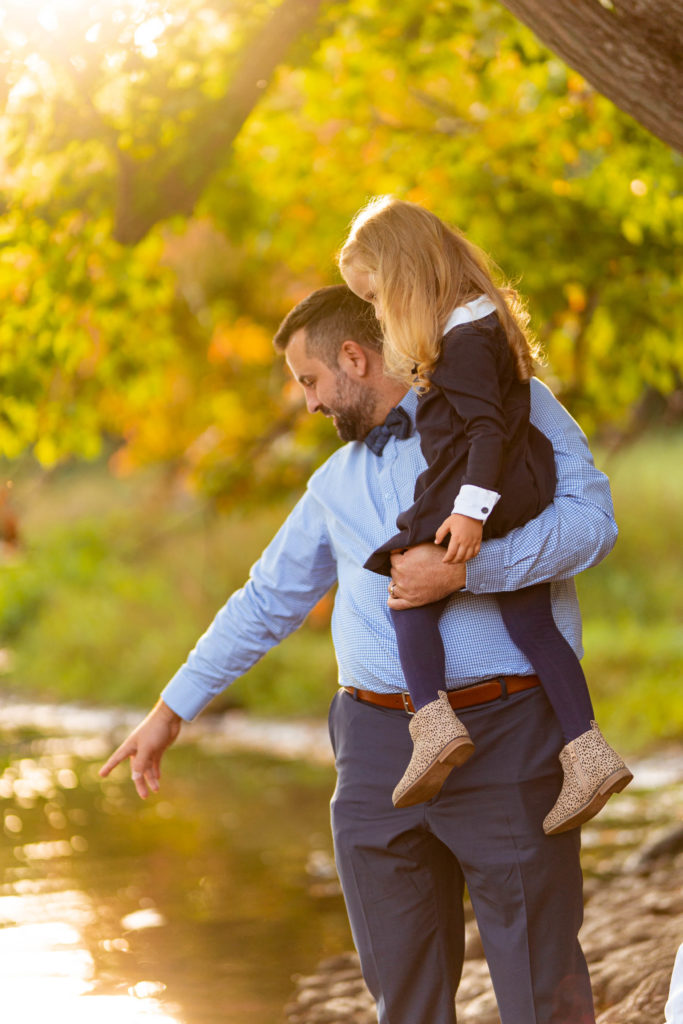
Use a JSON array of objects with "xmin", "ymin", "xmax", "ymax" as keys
[
  {"xmin": 595, "ymin": 968, "xmax": 674, "ymax": 1023},
  {"xmin": 624, "ymin": 823, "xmax": 683, "ymax": 873}
]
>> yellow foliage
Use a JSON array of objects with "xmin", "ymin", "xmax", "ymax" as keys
[
  {"xmin": 33, "ymin": 435, "xmax": 60, "ymax": 466},
  {"xmin": 288, "ymin": 203, "xmax": 316, "ymax": 224},
  {"xmin": 552, "ymin": 179, "xmax": 572, "ymax": 196},
  {"xmin": 621, "ymin": 218, "xmax": 644, "ymax": 246},
  {"xmin": 564, "ymin": 282, "xmax": 587, "ymax": 313},
  {"xmin": 405, "ymin": 186, "xmax": 436, "ymax": 207},
  {"xmin": 207, "ymin": 318, "xmax": 273, "ymax": 365},
  {"xmin": 567, "ymin": 73, "xmax": 585, "ymax": 93},
  {"xmin": 11, "ymin": 281, "xmax": 30, "ymax": 304},
  {"xmin": 560, "ymin": 140, "xmax": 579, "ymax": 164}
]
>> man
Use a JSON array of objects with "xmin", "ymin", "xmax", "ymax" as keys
[{"xmin": 101, "ymin": 285, "xmax": 617, "ymax": 1023}]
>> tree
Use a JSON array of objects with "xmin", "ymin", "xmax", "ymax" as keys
[
  {"xmin": 0, "ymin": 0, "xmax": 681, "ymax": 497},
  {"xmin": 4, "ymin": 0, "xmax": 680, "ymax": 249}
]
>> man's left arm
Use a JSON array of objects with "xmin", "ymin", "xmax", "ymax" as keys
[{"xmin": 389, "ymin": 380, "xmax": 616, "ymax": 606}]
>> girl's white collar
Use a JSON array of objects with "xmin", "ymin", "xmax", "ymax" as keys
[{"xmin": 444, "ymin": 296, "xmax": 496, "ymax": 334}]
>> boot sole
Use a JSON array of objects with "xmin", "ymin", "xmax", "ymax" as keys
[
  {"xmin": 392, "ymin": 737, "xmax": 475, "ymax": 809},
  {"xmin": 543, "ymin": 767, "xmax": 634, "ymax": 836}
]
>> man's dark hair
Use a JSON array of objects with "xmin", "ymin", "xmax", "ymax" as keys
[{"xmin": 273, "ymin": 284, "xmax": 383, "ymax": 367}]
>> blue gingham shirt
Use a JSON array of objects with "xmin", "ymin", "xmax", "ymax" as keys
[{"xmin": 163, "ymin": 379, "xmax": 617, "ymax": 721}]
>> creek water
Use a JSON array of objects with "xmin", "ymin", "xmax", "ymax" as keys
[
  {"xmin": 0, "ymin": 702, "xmax": 350, "ymax": 1024},
  {"xmin": 1, "ymin": 699, "xmax": 682, "ymax": 1024}
]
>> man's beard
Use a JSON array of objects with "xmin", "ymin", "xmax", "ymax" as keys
[{"xmin": 323, "ymin": 373, "xmax": 378, "ymax": 442}]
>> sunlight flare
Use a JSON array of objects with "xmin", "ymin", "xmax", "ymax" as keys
[{"xmin": 2, "ymin": 0, "xmax": 171, "ymax": 57}]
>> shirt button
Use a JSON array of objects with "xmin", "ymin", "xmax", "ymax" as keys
[{"xmin": 481, "ymin": 506, "xmax": 489, "ymax": 513}]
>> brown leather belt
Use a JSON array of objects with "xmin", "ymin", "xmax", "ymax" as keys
[{"xmin": 341, "ymin": 675, "xmax": 540, "ymax": 715}]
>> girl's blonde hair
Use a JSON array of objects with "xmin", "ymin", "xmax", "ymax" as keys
[{"xmin": 338, "ymin": 196, "xmax": 538, "ymax": 390}]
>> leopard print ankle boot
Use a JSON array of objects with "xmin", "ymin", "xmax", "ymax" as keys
[
  {"xmin": 543, "ymin": 722, "xmax": 633, "ymax": 835},
  {"xmin": 392, "ymin": 691, "xmax": 475, "ymax": 809}
]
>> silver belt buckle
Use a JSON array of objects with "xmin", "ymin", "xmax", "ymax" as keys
[{"xmin": 401, "ymin": 692, "xmax": 414, "ymax": 715}]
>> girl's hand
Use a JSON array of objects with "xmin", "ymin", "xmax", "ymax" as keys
[{"xmin": 435, "ymin": 514, "xmax": 483, "ymax": 564}]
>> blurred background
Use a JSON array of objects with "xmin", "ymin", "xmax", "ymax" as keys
[{"xmin": 0, "ymin": 0, "xmax": 682, "ymax": 1020}]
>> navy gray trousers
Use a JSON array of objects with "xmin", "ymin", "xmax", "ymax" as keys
[{"xmin": 328, "ymin": 686, "xmax": 595, "ymax": 1024}]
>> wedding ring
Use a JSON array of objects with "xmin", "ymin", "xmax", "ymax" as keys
[
  {"xmin": 389, "ymin": 582, "xmax": 396, "ymax": 598},
  {"xmin": 131, "ymin": 770, "xmax": 143, "ymax": 781}
]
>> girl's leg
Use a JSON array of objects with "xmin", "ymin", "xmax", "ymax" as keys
[
  {"xmin": 389, "ymin": 598, "xmax": 474, "ymax": 809},
  {"xmin": 497, "ymin": 582, "xmax": 632, "ymax": 835},
  {"xmin": 496, "ymin": 583, "xmax": 594, "ymax": 743},
  {"xmin": 389, "ymin": 598, "xmax": 450, "ymax": 711}
]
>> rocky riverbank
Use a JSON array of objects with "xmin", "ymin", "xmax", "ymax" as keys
[{"xmin": 285, "ymin": 762, "xmax": 683, "ymax": 1024}]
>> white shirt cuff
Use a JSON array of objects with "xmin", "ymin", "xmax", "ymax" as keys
[{"xmin": 452, "ymin": 484, "xmax": 501, "ymax": 523}]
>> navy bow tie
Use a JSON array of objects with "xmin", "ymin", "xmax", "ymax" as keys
[{"xmin": 364, "ymin": 406, "xmax": 412, "ymax": 455}]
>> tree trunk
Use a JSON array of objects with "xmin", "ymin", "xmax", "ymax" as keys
[{"xmin": 499, "ymin": 0, "xmax": 683, "ymax": 153}]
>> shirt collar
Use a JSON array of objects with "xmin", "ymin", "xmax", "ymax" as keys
[
  {"xmin": 444, "ymin": 296, "xmax": 496, "ymax": 334},
  {"xmin": 397, "ymin": 387, "xmax": 418, "ymax": 428}
]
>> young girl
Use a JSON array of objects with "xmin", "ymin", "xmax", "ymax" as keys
[{"xmin": 339, "ymin": 196, "xmax": 632, "ymax": 834}]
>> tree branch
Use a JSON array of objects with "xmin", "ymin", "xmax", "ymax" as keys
[
  {"xmin": 114, "ymin": 0, "xmax": 328, "ymax": 245},
  {"xmin": 498, "ymin": 0, "xmax": 683, "ymax": 153}
]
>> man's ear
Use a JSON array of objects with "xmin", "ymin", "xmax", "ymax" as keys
[{"xmin": 337, "ymin": 340, "xmax": 370, "ymax": 378}]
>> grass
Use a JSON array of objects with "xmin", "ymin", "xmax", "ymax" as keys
[
  {"xmin": 1, "ymin": 430, "xmax": 682, "ymax": 753},
  {"xmin": 0, "ymin": 461, "xmax": 338, "ymax": 716},
  {"xmin": 577, "ymin": 431, "xmax": 683, "ymax": 751}
]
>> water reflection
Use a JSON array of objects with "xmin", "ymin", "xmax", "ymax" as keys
[
  {"xmin": 0, "ymin": 721, "xmax": 350, "ymax": 1023},
  {"xmin": 0, "ymin": 883, "xmax": 181, "ymax": 1022}
]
